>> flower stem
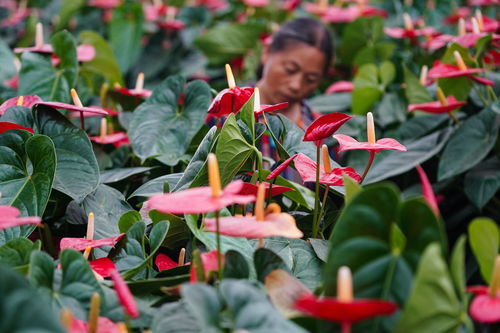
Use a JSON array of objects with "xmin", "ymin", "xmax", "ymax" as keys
[
  {"xmin": 447, "ymin": 112, "xmax": 460, "ymax": 125},
  {"xmin": 266, "ymin": 178, "xmax": 275, "ymax": 206},
  {"xmin": 360, "ymin": 151, "xmax": 376, "ymax": 184},
  {"xmin": 312, "ymin": 144, "xmax": 321, "ymax": 238},
  {"xmin": 342, "ymin": 322, "xmax": 351, "ymax": 333},
  {"xmin": 80, "ymin": 112, "xmax": 85, "ymax": 130},
  {"xmin": 215, "ymin": 210, "xmax": 222, "ymax": 279},
  {"xmin": 317, "ymin": 185, "xmax": 330, "ymax": 234},
  {"xmin": 487, "ymin": 85, "xmax": 498, "ymax": 101}
]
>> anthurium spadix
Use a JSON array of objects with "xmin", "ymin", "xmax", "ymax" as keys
[
  {"xmin": 294, "ymin": 266, "xmax": 397, "ymax": 333},
  {"xmin": 89, "ymin": 118, "xmax": 129, "ymax": 147},
  {"xmin": 147, "ymin": 153, "xmax": 256, "ymax": 214},
  {"xmin": 428, "ymin": 52, "xmax": 495, "ymax": 85},
  {"xmin": 408, "ymin": 87, "xmax": 465, "ymax": 123},
  {"xmin": 0, "ymin": 95, "xmax": 42, "ymax": 115},
  {"xmin": 115, "ymin": 72, "xmax": 152, "ymax": 98},
  {"xmin": 13, "ymin": 22, "xmax": 53, "ymax": 53}
]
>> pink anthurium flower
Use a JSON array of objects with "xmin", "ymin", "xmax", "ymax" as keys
[
  {"xmin": 467, "ymin": 256, "xmax": 500, "ymax": 323},
  {"xmin": 36, "ymin": 90, "xmax": 108, "ymax": 115},
  {"xmin": 415, "ymin": 165, "xmax": 440, "ymax": 216},
  {"xmin": 0, "ymin": 122, "xmax": 34, "ymax": 134},
  {"xmin": 207, "ymin": 64, "xmax": 254, "ymax": 117},
  {"xmin": 114, "ymin": 73, "xmax": 152, "ymax": 98},
  {"xmin": 303, "ymin": 112, "xmax": 352, "ymax": 142},
  {"xmin": 110, "ymin": 269, "xmax": 140, "ymax": 318},
  {"xmin": 443, "ymin": 7, "xmax": 470, "ymax": 25},
  {"xmin": 69, "ymin": 107, "xmax": 118, "ymax": 118},
  {"xmin": 294, "ymin": 153, "xmax": 361, "ymax": 186},
  {"xmin": 189, "ymin": 250, "xmax": 223, "ymax": 282},
  {"xmin": 237, "ymin": 181, "xmax": 293, "ymax": 197},
  {"xmin": 0, "ymin": 95, "xmax": 42, "ymax": 115},
  {"xmin": 0, "ymin": 0, "xmax": 31, "ymax": 27},
  {"xmin": 13, "ymin": 22, "xmax": 53, "ymax": 54},
  {"xmin": 157, "ymin": 6, "xmax": 185, "ymax": 31},
  {"xmin": 51, "ymin": 44, "xmax": 96, "ymax": 66},
  {"xmin": 326, "ymin": 81, "xmax": 354, "ymax": 94},
  {"xmin": 68, "ymin": 316, "xmax": 123, "ymax": 333},
  {"xmin": 468, "ymin": 0, "xmax": 499, "ymax": 5},
  {"xmin": 89, "ymin": 118, "xmax": 129, "ymax": 147},
  {"xmin": 60, "ymin": 234, "xmax": 125, "ymax": 251},
  {"xmin": 205, "ymin": 184, "xmax": 303, "ymax": 242},
  {"xmin": 243, "ymin": 0, "xmax": 268, "ymax": 7},
  {"xmin": 465, "ymin": 11, "xmax": 499, "ymax": 33},
  {"xmin": 333, "ymin": 112, "xmax": 406, "ymax": 182},
  {"xmin": 0, "ymin": 205, "xmax": 41, "ymax": 230},
  {"xmin": 294, "ymin": 266, "xmax": 397, "ymax": 333},
  {"xmin": 148, "ymin": 154, "xmax": 256, "ymax": 215},
  {"xmin": 408, "ymin": 87, "xmax": 466, "ymax": 122},
  {"xmin": 88, "ymin": 0, "xmax": 122, "ymax": 9},
  {"xmin": 428, "ymin": 53, "xmax": 495, "ymax": 86},
  {"xmin": 321, "ymin": 5, "xmax": 361, "ymax": 23},
  {"xmin": 143, "ymin": 0, "xmax": 167, "ymax": 22},
  {"xmin": 89, "ymin": 258, "xmax": 116, "ymax": 278}
]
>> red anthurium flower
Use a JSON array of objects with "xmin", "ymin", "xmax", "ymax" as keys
[
  {"xmin": 408, "ymin": 93, "xmax": 466, "ymax": 115},
  {"xmin": 485, "ymin": 50, "xmax": 500, "ymax": 66},
  {"xmin": 110, "ymin": 269, "xmax": 140, "ymax": 318},
  {"xmin": 157, "ymin": 6, "xmax": 185, "ymax": 31},
  {"xmin": 114, "ymin": 72, "xmax": 152, "ymax": 98},
  {"xmin": 294, "ymin": 153, "xmax": 361, "ymax": 186},
  {"xmin": 143, "ymin": 0, "xmax": 167, "ymax": 22},
  {"xmin": 205, "ymin": 183, "xmax": 303, "ymax": 241},
  {"xmin": 207, "ymin": 65, "xmax": 254, "ymax": 117},
  {"xmin": 468, "ymin": 0, "xmax": 499, "ymax": 5},
  {"xmin": 195, "ymin": 0, "xmax": 228, "ymax": 11},
  {"xmin": 89, "ymin": 258, "xmax": 116, "ymax": 278},
  {"xmin": 0, "ymin": 122, "xmax": 34, "ymax": 134},
  {"xmin": 384, "ymin": 13, "xmax": 435, "ymax": 40},
  {"xmin": 237, "ymin": 181, "xmax": 293, "ymax": 197},
  {"xmin": 326, "ymin": 81, "xmax": 353, "ymax": 94},
  {"xmin": 60, "ymin": 234, "xmax": 125, "ymax": 251},
  {"xmin": 69, "ymin": 106, "xmax": 118, "ymax": 118},
  {"xmin": 428, "ymin": 53, "xmax": 495, "ymax": 86},
  {"xmin": 443, "ymin": 7, "xmax": 470, "ymax": 25},
  {"xmin": 303, "ymin": 112, "xmax": 352, "ymax": 142},
  {"xmin": 266, "ymin": 154, "xmax": 298, "ymax": 180},
  {"xmin": 51, "ymin": 44, "xmax": 96, "ymax": 66},
  {"xmin": 279, "ymin": 0, "xmax": 300, "ymax": 12},
  {"xmin": 90, "ymin": 132, "xmax": 129, "ymax": 147},
  {"xmin": 155, "ymin": 253, "xmax": 179, "ymax": 271},
  {"xmin": 189, "ymin": 250, "xmax": 223, "ymax": 282},
  {"xmin": 467, "ymin": 256, "xmax": 500, "ymax": 323},
  {"xmin": 0, "ymin": 205, "xmax": 41, "ymax": 230},
  {"xmin": 148, "ymin": 154, "xmax": 256, "ymax": 214},
  {"xmin": 465, "ymin": 12, "xmax": 499, "ymax": 33},
  {"xmin": 294, "ymin": 266, "xmax": 397, "ymax": 332},
  {"xmin": 4, "ymin": 75, "xmax": 19, "ymax": 90},
  {"xmin": 415, "ymin": 165, "xmax": 440, "ymax": 216},
  {"xmin": 360, "ymin": 6, "xmax": 388, "ymax": 18},
  {"xmin": 0, "ymin": 95, "xmax": 43, "ymax": 115},
  {"xmin": 36, "ymin": 89, "xmax": 109, "ymax": 116}
]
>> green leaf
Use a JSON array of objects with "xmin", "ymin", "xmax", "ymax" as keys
[
  {"xmin": 194, "ymin": 23, "xmax": 267, "ymax": 66},
  {"xmin": 354, "ymin": 42, "xmax": 396, "ymax": 67},
  {"xmin": 394, "ymin": 244, "xmax": 463, "ymax": 333},
  {"xmin": 149, "ymin": 210, "xmax": 190, "ymax": 249},
  {"xmin": 0, "ymin": 131, "xmax": 56, "ymax": 243},
  {"xmin": 324, "ymin": 184, "xmax": 445, "ymax": 331},
  {"xmin": 468, "ymin": 217, "xmax": 499, "ymax": 284},
  {"xmin": 339, "ymin": 16, "xmax": 384, "ymax": 64},
  {"xmin": 289, "ymin": 239, "xmax": 323, "ymax": 290},
  {"xmin": 307, "ymin": 93, "xmax": 352, "ymax": 114},
  {"xmin": 403, "ymin": 66, "xmax": 432, "ymax": 105},
  {"xmin": 151, "ymin": 301, "xmax": 201, "ymax": 333},
  {"xmin": 182, "ymin": 283, "xmax": 223, "ymax": 329},
  {"xmin": 438, "ymin": 76, "xmax": 471, "ymax": 102},
  {"xmin": 254, "ymin": 248, "xmax": 290, "ymax": 282},
  {"xmin": 100, "ymin": 167, "xmax": 152, "ymax": 184},
  {"xmin": 309, "ymin": 238, "xmax": 329, "ymax": 262},
  {"xmin": 352, "ymin": 64, "xmax": 383, "ymax": 115},
  {"xmin": 127, "ymin": 273, "xmax": 190, "ymax": 294},
  {"xmin": 450, "ymin": 235, "xmax": 467, "ymax": 299},
  {"xmin": 29, "ymin": 250, "xmax": 55, "ymax": 290},
  {"xmin": 129, "ymin": 173, "xmax": 182, "ymax": 199},
  {"xmin": 0, "ymin": 106, "xmax": 34, "ymax": 128},
  {"xmin": 343, "ymin": 174, "xmax": 362, "ymax": 204},
  {"xmin": 363, "ymin": 127, "xmax": 452, "ymax": 184},
  {"xmin": 118, "ymin": 210, "xmax": 142, "ymax": 233},
  {"xmin": 464, "ymin": 157, "xmax": 500, "ymax": 209},
  {"xmin": 0, "ymin": 39, "xmax": 16, "ymax": 82},
  {"xmin": 215, "ymin": 113, "xmax": 255, "ymax": 186},
  {"xmin": 379, "ymin": 61, "xmax": 396, "ymax": 88},
  {"xmin": 438, "ymin": 106, "xmax": 500, "ymax": 181},
  {"xmin": 129, "ymin": 75, "xmax": 211, "ymax": 165},
  {"xmin": 79, "ymin": 30, "xmax": 123, "ymax": 85},
  {"xmin": 0, "ymin": 264, "xmax": 65, "ymax": 333},
  {"xmin": 0, "ymin": 238, "xmax": 41, "ymax": 269},
  {"xmin": 81, "ymin": 184, "xmax": 133, "ymax": 239},
  {"xmin": 224, "ymin": 250, "xmax": 250, "ymax": 279},
  {"xmin": 19, "ymin": 31, "xmax": 78, "ymax": 102},
  {"xmin": 56, "ymin": 0, "xmax": 85, "ymax": 30},
  {"xmin": 174, "ymin": 126, "xmax": 217, "ymax": 191},
  {"xmin": 374, "ymin": 92, "xmax": 406, "ymax": 127},
  {"xmin": 109, "ymin": 2, "xmax": 144, "ymax": 73},
  {"xmin": 34, "ymin": 105, "xmax": 100, "ymax": 202}
]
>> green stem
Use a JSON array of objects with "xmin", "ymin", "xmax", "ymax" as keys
[
  {"xmin": 312, "ymin": 144, "xmax": 321, "ymax": 238},
  {"xmin": 360, "ymin": 151, "xmax": 376, "ymax": 184},
  {"xmin": 487, "ymin": 85, "xmax": 498, "ymax": 101},
  {"xmin": 447, "ymin": 112, "xmax": 460, "ymax": 125},
  {"xmin": 317, "ymin": 186, "xmax": 329, "ymax": 234},
  {"xmin": 266, "ymin": 178, "xmax": 275, "ymax": 206},
  {"xmin": 215, "ymin": 210, "xmax": 222, "ymax": 279}
]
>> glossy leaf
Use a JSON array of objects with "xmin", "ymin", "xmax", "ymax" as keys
[
  {"xmin": 352, "ymin": 64, "xmax": 383, "ymax": 115},
  {"xmin": 438, "ymin": 105, "xmax": 500, "ymax": 181},
  {"xmin": 100, "ymin": 167, "xmax": 152, "ymax": 184},
  {"xmin": 0, "ymin": 238, "xmax": 41, "ymax": 269},
  {"xmin": 224, "ymin": 250, "xmax": 250, "ymax": 279},
  {"xmin": 254, "ymin": 247, "xmax": 290, "ymax": 282},
  {"xmin": 129, "ymin": 75, "xmax": 211, "ymax": 165},
  {"xmin": 464, "ymin": 157, "xmax": 500, "ymax": 209},
  {"xmin": 34, "ymin": 105, "xmax": 100, "ymax": 202},
  {"xmin": 468, "ymin": 217, "xmax": 499, "ymax": 284},
  {"xmin": 129, "ymin": 173, "xmax": 182, "ymax": 199},
  {"xmin": 403, "ymin": 66, "xmax": 432, "ymax": 104}
]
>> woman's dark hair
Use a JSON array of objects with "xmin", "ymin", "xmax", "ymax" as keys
[{"xmin": 257, "ymin": 17, "xmax": 334, "ymax": 78}]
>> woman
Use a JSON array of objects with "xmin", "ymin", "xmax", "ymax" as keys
[{"xmin": 256, "ymin": 17, "xmax": 333, "ymax": 129}]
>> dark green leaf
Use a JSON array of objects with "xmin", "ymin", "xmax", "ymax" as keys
[
  {"xmin": 309, "ymin": 238, "xmax": 329, "ymax": 262},
  {"xmin": 34, "ymin": 105, "xmax": 100, "ymax": 202},
  {"xmin": 0, "ymin": 238, "xmax": 41, "ymax": 268},
  {"xmin": 29, "ymin": 250, "xmax": 55, "ymax": 290},
  {"xmin": 224, "ymin": 250, "xmax": 250, "ymax": 279},
  {"xmin": 118, "ymin": 210, "xmax": 142, "ymax": 233},
  {"xmin": 307, "ymin": 93, "xmax": 352, "ymax": 114},
  {"xmin": 0, "ymin": 39, "xmax": 16, "ymax": 82},
  {"xmin": 464, "ymin": 157, "xmax": 500, "ymax": 209},
  {"xmin": 100, "ymin": 167, "xmax": 152, "ymax": 184},
  {"xmin": 403, "ymin": 66, "xmax": 432, "ymax": 105},
  {"xmin": 438, "ymin": 106, "xmax": 500, "ymax": 181},
  {"xmin": 129, "ymin": 173, "xmax": 182, "ymax": 199},
  {"xmin": 182, "ymin": 283, "xmax": 222, "ymax": 328},
  {"xmin": 254, "ymin": 248, "xmax": 290, "ymax": 282}
]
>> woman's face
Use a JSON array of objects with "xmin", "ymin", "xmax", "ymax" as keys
[{"xmin": 257, "ymin": 42, "xmax": 326, "ymax": 106}]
